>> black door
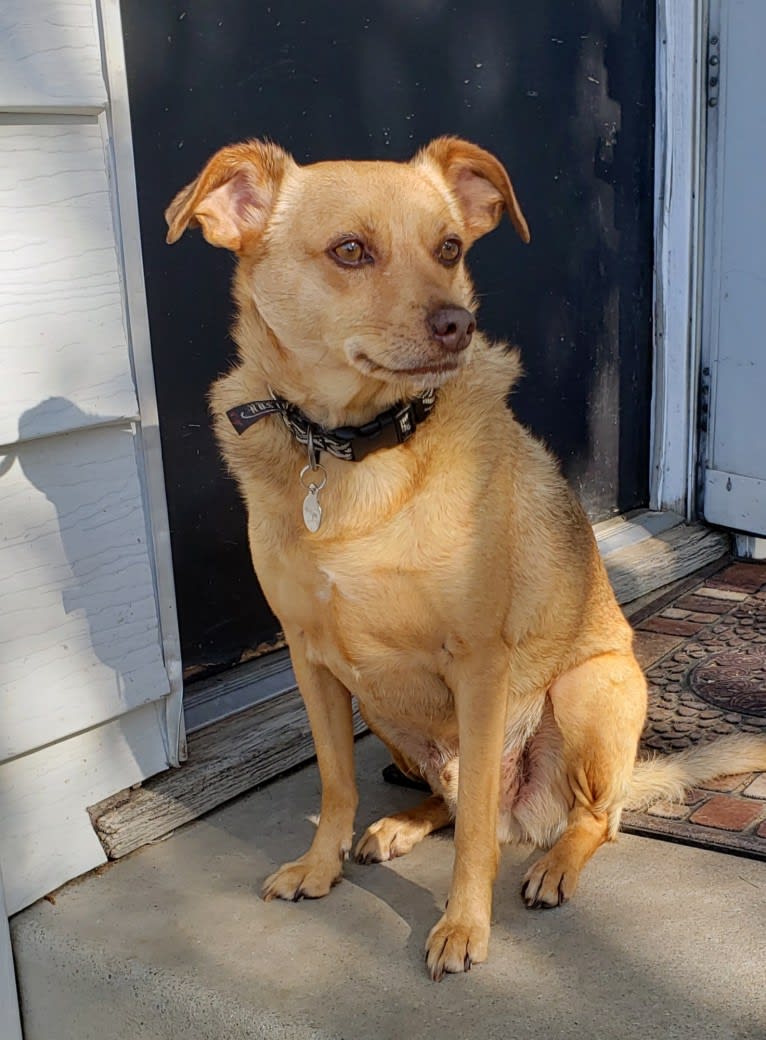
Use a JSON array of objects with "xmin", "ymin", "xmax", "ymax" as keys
[{"xmin": 121, "ymin": 1, "xmax": 655, "ymax": 680}]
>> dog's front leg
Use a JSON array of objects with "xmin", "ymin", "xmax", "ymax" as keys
[
  {"xmin": 262, "ymin": 640, "xmax": 357, "ymax": 901},
  {"xmin": 425, "ymin": 650, "xmax": 509, "ymax": 981}
]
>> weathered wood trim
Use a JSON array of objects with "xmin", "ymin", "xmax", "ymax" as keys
[
  {"xmin": 651, "ymin": 0, "xmax": 709, "ymax": 516},
  {"xmin": 622, "ymin": 556, "xmax": 727, "ymax": 624},
  {"xmin": 90, "ymin": 519, "xmax": 728, "ymax": 862},
  {"xmin": 594, "ymin": 509, "xmax": 684, "ymax": 558},
  {"xmin": 603, "ymin": 521, "xmax": 728, "ymax": 605},
  {"xmin": 91, "ymin": 691, "xmax": 367, "ymax": 860}
]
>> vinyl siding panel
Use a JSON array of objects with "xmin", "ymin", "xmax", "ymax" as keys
[
  {"xmin": 0, "ymin": 424, "xmax": 170, "ymax": 762},
  {"xmin": 0, "ymin": 119, "xmax": 138, "ymax": 447},
  {"xmin": 0, "ymin": 701, "xmax": 170, "ymax": 914},
  {"xmin": 0, "ymin": 0, "xmax": 106, "ymax": 111}
]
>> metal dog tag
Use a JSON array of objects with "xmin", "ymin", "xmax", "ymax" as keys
[
  {"xmin": 299, "ymin": 462, "xmax": 327, "ymax": 533},
  {"xmin": 302, "ymin": 484, "xmax": 322, "ymax": 532}
]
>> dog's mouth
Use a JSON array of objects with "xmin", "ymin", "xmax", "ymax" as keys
[{"xmin": 354, "ymin": 352, "xmax": 463, "ymax": 380}]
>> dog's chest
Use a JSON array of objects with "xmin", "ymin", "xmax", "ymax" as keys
[
  {"xmin": 259, "ymin": 510, "xmax": 466, "ymax": 696},
  {"xmin": 266, "ymin": 551, "xmax": 459, "ymax": 757},
  {"xmin": 244, "ymin": 442, "xmax": 502, "ymax": 722},
  {"xmin": 289, "ymin": 549, "xmax": 453, "ymax": 674}
]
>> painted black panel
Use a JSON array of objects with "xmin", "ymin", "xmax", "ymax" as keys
[{"xmin": 121, "ymin": 1, "xmax": 655, "ymax": 675}]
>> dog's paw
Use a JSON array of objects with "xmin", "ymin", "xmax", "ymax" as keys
[
  {"xmin": 354, "ymin": 816, "xmax": 422, "ymax": 864},
  {"xmin": 262, "ymin": 854, "xmax": 342, "ymax": 902},
  {"xmin": 424, "ymin": 914, "xmax": 489, "ymax": 982},
  {"xmin": 521, "ymin": 853, "xmax": 578, "ymax": 909}
]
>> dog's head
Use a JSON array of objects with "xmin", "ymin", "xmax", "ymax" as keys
[{"xmin": 166, "ymin": 137, "xmax": 528, "ymax": 420}]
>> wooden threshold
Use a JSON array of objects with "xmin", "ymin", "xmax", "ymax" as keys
[
  {"xmin": 596, "ymin": 512, "xmax": 729, "ymax": 604},
  {"xmin": 90, "ymin": 691, "xmax": 367, "ymax": 859},
  {"xmin": 89, "ymin": 513, "xmax": 729, "ymax": 861}
]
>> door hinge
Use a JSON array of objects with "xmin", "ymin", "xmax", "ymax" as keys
[{"xmin": 707, "ymin": 34, "xmax": 721, "ymax": 108}]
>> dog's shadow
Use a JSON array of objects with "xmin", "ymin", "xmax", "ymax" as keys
[
  {"xmin": 233, "ymin": 740, "xmax": 539, "ymax": 972},
  {"xmin": 345, "ymin": 822, "xmax": 541, "ymax": 967}
]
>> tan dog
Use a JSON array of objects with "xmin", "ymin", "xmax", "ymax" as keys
[{"xmin": 166, "ymin": 137, "xmax": 766, "ymax": 980}]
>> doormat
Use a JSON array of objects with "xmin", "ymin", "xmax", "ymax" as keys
[{"xmin": 623, "ymin": 562, "xmax": 766, "ymax": 860}]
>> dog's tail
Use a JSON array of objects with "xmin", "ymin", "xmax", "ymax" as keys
[{"xmin": 625, "ymin": 733, "xmax": 766, "ymax": 810}]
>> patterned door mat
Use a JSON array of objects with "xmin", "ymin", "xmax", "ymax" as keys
[{"xmin": 623, "ymin": 561, "xmax": 766, "ymax": 859}]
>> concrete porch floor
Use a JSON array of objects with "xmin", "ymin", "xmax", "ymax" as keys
[{"xmin": 11, "ymin": 735, "xmax": 766, "ymax": 1040}]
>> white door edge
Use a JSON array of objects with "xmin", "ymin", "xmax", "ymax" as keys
[
  {"xmin": 698, "ymin": 0, "xmax": 766, "ymax": 538},
  {"xmin": 651, "ymin": 0, "xmax": 709, "ymax": 518}
]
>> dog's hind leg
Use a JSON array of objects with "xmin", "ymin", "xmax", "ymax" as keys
[
  {"xmin": 521, "ymin": 651, "xmax": 646, "ymax": 909},
  {"xmin": 355, "ymin": 794, "xmax": 452, "ymax": 864}
]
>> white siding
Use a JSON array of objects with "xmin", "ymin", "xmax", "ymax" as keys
[
  {"xmin": 0, "ymin": 119, "xmax": 139, "ymax": 446},
  {"xmin": 0, "ymin": 0, "xmax": 106, "ymax": 111},
  {"xmin": 0, "ymin": 425, "xmax": 170, "ymax": 761},
  {"xmin": 0, "ymin": 0, "xmax": 182, "ymax": 923},
  {"xmin": 0, "ymin": 701, "xmax": 170, "ymax": 914}
]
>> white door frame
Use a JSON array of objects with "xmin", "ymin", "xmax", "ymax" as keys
[
  {"xmin": 98, "ymin": 0, "xmax": 186, "ymax": 763},
  {"xmin": 651, "ymin": 0, "xmax": 709, "ymax": 518}
]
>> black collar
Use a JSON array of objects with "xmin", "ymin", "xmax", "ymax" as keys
[{"xmin": 226, "ymin": 388, "xmax": 437, "ymax": 463}]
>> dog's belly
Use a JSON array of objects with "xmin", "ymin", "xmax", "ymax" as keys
[
  {"xmin": 364, "ymin": 688, "xmax": 568, "ymax": 849},
  {"xmin": 310, "ymin": 625, "xmax": 569, "ymax": 846},
  {"xmin": 359, "ymin": 665, "xmax": 569, "ymax": 848}
]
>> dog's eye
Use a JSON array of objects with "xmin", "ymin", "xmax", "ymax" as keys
[
  {"xmin": 437, "ymin": 238, "xmax": 462, "ymax": 266},
  {"xmin": 330, "ymin": 239, "xmax": 370, "ymax": 266}
]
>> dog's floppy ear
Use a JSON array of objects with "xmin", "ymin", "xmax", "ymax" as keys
[
  {"xmin": 165, "ymin": 140, "xmax": 293, "ymax": 251},
  {"xmin": 417, "ymin": 136, "xmax": 530, "ymax": 245}
]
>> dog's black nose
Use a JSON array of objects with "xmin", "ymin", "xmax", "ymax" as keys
[{"xmin": 427, "ymin": 307, "xmax": 476, "ymax": 354}]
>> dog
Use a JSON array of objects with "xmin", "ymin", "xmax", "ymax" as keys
[{"xmin": 166, "ymin": 137, "xmax": 766, "ymax": 980}]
